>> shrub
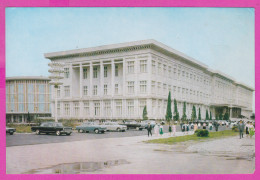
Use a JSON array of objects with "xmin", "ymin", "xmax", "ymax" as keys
[
  {"xmin": 232, "ymin": 125, "xmax": 238, "ymax": 132},
  {"xmin": 195, "ymin": 129, "xmax": 209, "ymax": 137}
]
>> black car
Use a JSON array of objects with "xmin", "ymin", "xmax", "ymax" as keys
[
  {"xmin": 120, "ymin": 120, "xmax": 145, "ymax": 130},
  {"xmin": 6, "ymin": 127, "xmax": 16, "ymax": 135},
  {"xmin": 31, "ymin": 122, "xmax": 73, "ymax": 136}
]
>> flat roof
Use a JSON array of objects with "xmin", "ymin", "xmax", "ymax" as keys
[
  {"xmin": 6, "ymin": 76, "xmax": 50, "ymax": 81},
  {"xmin": 44, "ymin": 39, "xmax": 254, "ymax": 91}
]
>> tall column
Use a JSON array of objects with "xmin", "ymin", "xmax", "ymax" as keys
[
  {"xmin": 134, "ymin": 58, "xmax": 138, "ymax": 96},
  {"xmin": 79, "ymin": 63, "xmax": 83, "ymax": 98},
  {"xmin": 100, "ymin": 61, "xmax": 104, "ymax": 96},
  {"xmin": 147, "ymin": 55, "xmax": 152, "ymax": 96},
  {"xmin": 89, "ymin": 62, "xmax": 93, "ymax": 96},
  {"xmin": 69, "ymin": 63, "xmax": 73, "ymax": 98},
  {"xmin": 111, "ymin": 60, "xmax": 115, "ymax": 96}
]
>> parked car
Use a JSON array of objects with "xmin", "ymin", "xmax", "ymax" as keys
[
  {"xmin": 120, "ymin": 120, "xmax": 145, "ymax": 130},
  {"xmin": 141, "ymin": 120, "xmax": 156, "ymax": 129},
  {"xmin": 6, "ymin": 127, "xmax": 16, "ymax": 135},
  {"xmin": 31, "ymin": 122, "xmax": 73, "ymax": 136},
  {"xmin": 101, "ymin": 122, "xmax": 127, "ymax": 132},
  {"xmin": 76, "ymin": 122, "xmax": 106, "ymax": 134}
]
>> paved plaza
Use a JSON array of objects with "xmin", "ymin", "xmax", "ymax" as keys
[{"xmin": 6, "ymin": 131, "xmax": 255, "ymax": 174}]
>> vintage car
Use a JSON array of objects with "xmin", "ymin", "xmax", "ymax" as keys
[
  {"xmin": 76, "ymin": 122, "xmax": 106, "ymax": 134},
  {"xmin": 101, "ymin": 122, "xmax": 127, "ymax": 132},
  {"xmin": 140, "ymin": 120, "xmax": 156, "ymax": 129},
  {"xmin": 120, "ymin": 120, "xmax": 145, "ymax": 130},
  {"xmin": 31, "ymin": 122, "xmax": 73, "ymax": 136},
  {"xmin": 6, "ymin": 127, "xmax": 16, "ymax": 135}
]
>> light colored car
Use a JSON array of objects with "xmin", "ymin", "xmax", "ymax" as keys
[
  {"xmin": 102, "ymin": 122, "xmax": 127, "ymax": 132},
  {"xmin": 76, "ymin": 122, "xmax": 106, "ymax": 134}
]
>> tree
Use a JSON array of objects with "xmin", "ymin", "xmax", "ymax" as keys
[
  {"xmin": 165, "ymin": 91, "xmax": 173, "ymax": 124},
  {"xmin": 191, "ymin": 105, "xmax": 197, "ymax": 121},
  {"xmin": 223, "ymin": 112, "xmax": 229, "ymax": 120},
  {"xmin": 205, "ymin": 109, "xmax": 209, "ymax": 120},
  {"xmin": 142, "ymin": 106, "xmax": 148, "ymax": 120},
  {"xmin": 181, "ymin": 102, "xmax": 187, "ymax": 120},
  {"xmin": 219, "ymin": 113, "xmax": 223, "ymax": 120},
  {"xmin": 215, "ymin": 114, "xmax": 219, "ymax": 120},
  {"xmin": 198, "ymin": 107, "xmax": 201, "ymax": 120},
  {"xmin": 173, "ymin": 99, "xmax": 179, "ymax": 121},
  {"xmin": 210, "ymin": 111, "xmax": 212, "ymax": 120}
]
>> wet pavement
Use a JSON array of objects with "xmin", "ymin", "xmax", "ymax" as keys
[{"xmin": 6, "ymin": 131, "xmax": 255, "ymax": 174}]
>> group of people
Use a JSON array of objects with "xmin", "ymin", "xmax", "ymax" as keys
[
  {"xmin": 238, "ymin": 120, "xmax": 255, "ymax": 139},
  {"xmin": 147, "ymin": 123, "xmax": 177, "ymax": 137}
]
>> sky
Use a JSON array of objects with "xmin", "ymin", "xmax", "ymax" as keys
[{"xmin": 5, "ymin": 7, "xmax": 255, "ymax": 109}]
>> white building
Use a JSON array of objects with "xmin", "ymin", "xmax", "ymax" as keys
[
  {"xmin": 6, "ymin": 76, "xmax": 51, "ymax": 123},
  {"xmin": 44, "ymin": 40, "xmax": 254, "ymax": 121}
]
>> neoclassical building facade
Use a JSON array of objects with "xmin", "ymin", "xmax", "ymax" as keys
[
  {"xmin": 6, "ymin": 76, "xmax": 51, "ymax": 123},
  {"xmin": 44, "ymin": 40, "xmax": 254, "ymax": 121}
]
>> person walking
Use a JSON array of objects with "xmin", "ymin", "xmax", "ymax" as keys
[
  {"xmin": 213, "ymin": 121, "xmax": 219, "ymax": 131},
  {"xmin": 238, "ymin": 120, "xmax": 245, "ymax": 139},
  {"xmin": 245, "ymin": 121, "xmax": 250, "ymax": 138},
  {"xmin": 154, "ymin": 123, "xmax": 159, "ymax": 136},
  {"xmin": 194, "ymin": 123, "xmax": 198, "ymax": 132},
  {"xmin": 186, "ymin": 122, "xmax": 190, "ymax": 135},
  {"xmin": 203, "ymin": 122, "xmax": 206, "ymax": 129},
  {"xmin": 209, "ymin": 122, "xmax": 213, "ymax": 131},
  {"xmin": 159, "ymin": 124, "xmax": 164, "ymax": 136},
  {"xmin": 249, "ymin": 122, "xmax": 255, "ymax": 138},
  {"xmin": 198, "ymin": 122, "xmax": 201, "ymax": 129},
  {"xmin": 172, "ymin": 123, "xmax": 176, "ymax": 136},
  {"xmin": 168, "ymin": 125, "xmax": 172, "ymax": 136},
  {"xmin": 147, "ymin": 123, "xmax": 152, "ymax": 137}
]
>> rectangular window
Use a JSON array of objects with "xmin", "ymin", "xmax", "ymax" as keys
[
  {"xmin": 140, "ymin": 60, "xmax": 147, "ymax": 73},
  {"xmin": 74, "ymin": 102, "xmax": 79, "ymax": 116},
  {"xmin": 163, "ymin": 84, "xmax": 167, "ymax": 94},
  {"xmin": 127, "ymin": 81, "xmax": 135, "ymax": 94},
  {"xmin": 127, "ymin": 100, "xmax": 134, "ymax": 116},
  {"xmin": 84, "ymin": 102, "xmax": 89, "ymax": 116},
  {"xmin": 115, "ymin": 65, "xmax": 119, "ymax": 76},
  {"xmin": 64, "ymin": 103, "xmax": 70, "ymax": 116},
  {"xmin": 157, "ymin": 82, "xmax": 161, "ymax": 94},
  {"xmin": 158, "ymin": 63, "xmax": 161, "ymax": 75},
  {"xmin": 57, "ymin": 86, "xmax": 60, "ymax": 97},
  {"xmin": 104, "ymin": 101, "xmax": 111, "ymax": 117},
  {"xmin": 64, "ymin": 86, "xmax": 70, "ymax": 97},
  {"xmin": 104, "ymin": 84, "xmax": 107, "ymax": 95},
  {"xmin": 168, "ymin": 66, "xmax": 171, "ymax": 78},
  {"xmin": 115, "ymin": 84, "xmax": 118, "ymax": 94},
  {"xmin": 139, "ymin": 100, "xmax": 146, "ymax": 116},
  {"xmin": 93, "ymin": 67, "xmax": 98, "ymax": 78},
  {"xmin": 139, "ymin": 81, "xmax": 147, "ymax": 93},
  {"xmin": 64, "ymin": 68, "xmax": 69, "ymax": 78},
  {"xmin": 104, "ymin": 66, "xmax": 108, "ymax": 77},
  {"xmin": 93, "ymin": 85, "xmax": 98, "ymax": 95},
  {"xmin": 94, "ymin": 101, "xmax": 100, "ymax": 116},
  {"xmin": 83, "ymin": 68, "xmax": 88, "ymax": 79},
  {"xmin": 127, "ymin": 61, "xmax": 134, "ymax": 74},
  {"xmin": 151, "ymin": 81, "xmax": 156, "ymax": 94},
  {"xmin": 83, "ymin": 86, "xmax": 88, "ymax": 96},
  {"xmin": 116, "ymin": 100, "xmax": 122, "ymax": 116},
  {"xmin": 152, "ymin": 60, "xmax": 156, "ymax": 74},
  {"xmin": 163, "ymin": 65, "xmax": 167, "ymax": 75}
]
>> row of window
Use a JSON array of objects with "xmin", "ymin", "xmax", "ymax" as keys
[{"xmin": 6, "ymin": 103, "xmax": 51, "ymax": 112}]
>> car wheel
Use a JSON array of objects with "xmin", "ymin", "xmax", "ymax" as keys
[
  {"xmin": 56, "ymin": 130, "xmax": 61, "ymax": 136},
  {"xmin": 94, "ymin": 129, "xmax": 99, "ymax": 134},
  {"xmin": 79, "ymin": 129, "xmax": 83, "ymax": 133},
  {"xmin": 9, "ymin": 132, "xmax": 14, "ymax": 135},
  {"xmin": 136, "ymin": 127, "xmax": 139, "ymax": 130},
  {"xmin": 36, "ymin": 130, "xmax": 40, "ymax": 135},
  {"xmin": 117, "ymin": 128, "xmax": 121, "ymax": 132}
]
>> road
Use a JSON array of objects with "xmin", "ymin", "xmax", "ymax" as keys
[{"xmin": 6, "ymin": 125, "xmax": 230, "ymax": 147}]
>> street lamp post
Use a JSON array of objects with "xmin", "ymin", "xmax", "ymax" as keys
[{"xmin": 48, "ymin": 62, "xmax": 64, "ymax": 123}]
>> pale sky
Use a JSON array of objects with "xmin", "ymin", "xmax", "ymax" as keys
[{"xmin": 5, "ymin": 7, "xmax": 255, "ymax": 110}]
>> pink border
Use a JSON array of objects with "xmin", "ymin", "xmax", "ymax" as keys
[{"xmin": 0, "ymin": 0, "xmax": 258, "ymax": 179}]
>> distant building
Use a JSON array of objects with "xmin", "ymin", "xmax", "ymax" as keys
[
  {"xmin": 6, "ymin": 76, "xmax": 51, "ymax": 123},
  {"xmin": 44, "ymin": 39, "xmax": 254, "ymax": 121}
]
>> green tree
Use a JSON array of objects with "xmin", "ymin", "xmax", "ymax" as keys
[
  {"xmin": 165, "ymin": 91, "xmax": 173, "ymax": 124},
  {"xmin": 198, "ymin": 107, "xmax": 201, "ymax": 120},
  {"xmin": 223, "ymin": 112, "xmax": 229, "ymax": 120},
  {"xmin": 210, "ymin": 111, "xmax": 212, "ymax": 120},
  {"xmin": 182, "ymin": 102, "xmax": 187, "ymax": 120},
  {"xmin": 191, "ymin": 105, "xmax": 197, "ymax": 121},
  {"xmin": 142, "ymin": 106, "xmax": 148, "ymax": 120},
  {"xmin": 173, "ymin": 99, "xmax": 179, "ymax": 121},
  {"xmin": 219, "ymin": 113, "xmax": 223, "ymax": 120},
  {"xmin": 206, "ymin": 109, "xmax": 209, "ymax": 120},
  {"xmin": 215, "ymin": 114, "xmax": 219, "ymax": 120}
]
